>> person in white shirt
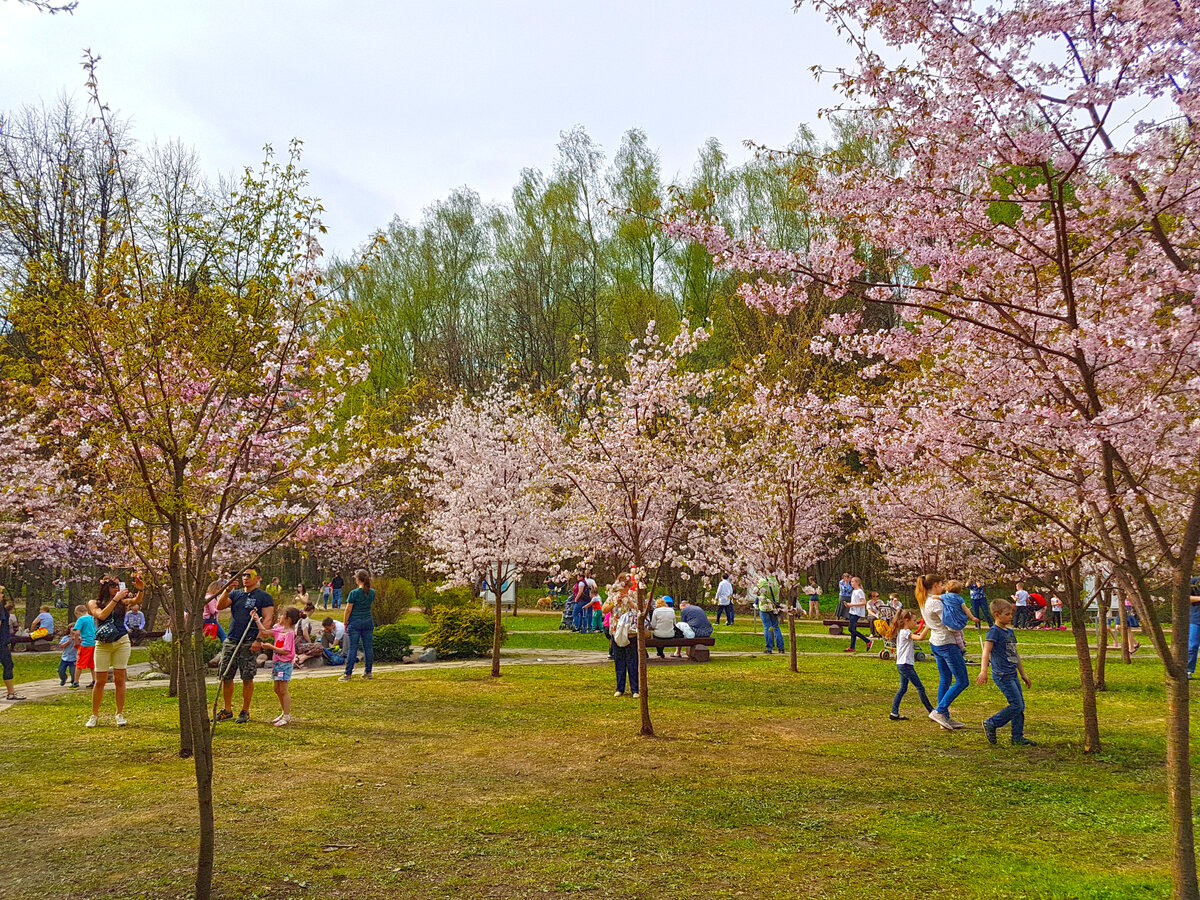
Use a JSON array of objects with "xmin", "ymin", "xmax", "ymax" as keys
[
  {"xmin": 1012, "ymin": 582, "xmax": 1031, "ymax": 629},
  {"xmin": 916, "ymin": 574, "xmax": 970, "ymax": 731},
  {"xmin": 649, "ymin": 597, "xmax": 678, "ymax": 659},
  {"xmin": 844, "ymin": 576, "xmax": 873, "ymax": 653},
  {"xmin": 889, "ymin": 608, "xmax": 932, "ymax": 720},
  {"xmin": 715, "ymin": 576, "xmax": 735, "ymax": 626}
]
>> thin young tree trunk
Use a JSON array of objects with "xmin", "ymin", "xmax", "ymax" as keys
[
  {"xmin": 1167, "ymin": 667, "xmax": 1199, "ymax": 900},
  {"xmin": 1118, "ymin": 592, "xmax": 1132, "ymax": 664},
  {"xmin": 1065, "ymin": 571, "xmax": 1099, "ymax": 753},
  {"xmin": 788, "ymin": 605, "xmax": 798, "ymax": 673},
  {"xmin": 635, "ymin": 579, "xmax": 653, "ymax": 736},
  {"xmin": 179, "ymin": 635, "xmax": 215, "ymax": 900},
  {"xmin": 490, "ymin": 567, "xmax": 503, "ymax": 678},
  {"xmin": 1095, "ymin": 587, "xmax": 1109, "ymax": 692}
]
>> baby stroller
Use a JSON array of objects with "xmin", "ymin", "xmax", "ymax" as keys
[
  {"xmin": 558, "ymin": 601, "xmax": 574, "ymax": 631},
  {"xmin": 872, "ymin": 606, "xmax": 927, "ymax": 662}
]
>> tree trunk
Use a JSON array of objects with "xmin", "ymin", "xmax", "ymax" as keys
[
  {"xmin": 637, "ymin": 623, "xmax": 652, "ymax": 736},
  {"xmin": 1095, "ymin": 588, "xmax": 1109, "ymax": 692},
  {"xmin": 178, "ymin": 631, "xmax": 215, "ymax": 900},
  {"xmin": 168, "ymin": 640, "xmax": 180, "ymax": 699},
  {"xmin": 491, "ymin": 580, "xmax": 503, "ymax": 679},
  {"xmin": 788, "ymin": 606, "xmax": 798, "ymax": 673},
  {"xmin": 1066, "ymin": 592, "xmax": 1102, "ymax": 752},
  {"xmin": 1118, "ymin": 592, "xmax": 1132, "ymax": 664},
  {"xmin": 1166, "ymin": 669, "xmax": 1200, "ymax": 900}
]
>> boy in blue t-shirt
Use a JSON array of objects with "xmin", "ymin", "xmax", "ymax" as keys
[{"xmin": 977, "ymin": 598, "xmax": 1035, "ymax": 745}]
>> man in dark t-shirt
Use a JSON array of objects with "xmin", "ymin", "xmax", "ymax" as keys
[
  {"xmin": 331, "ymin": 573, "xmax": 345, "ymax": 609},
  {"xmin": 216, "ymin": 569, "xmax": 275, "ymax": 723}
]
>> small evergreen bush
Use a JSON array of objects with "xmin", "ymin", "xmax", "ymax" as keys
[
  {"xmin": 423, "ymin": 606, "xmax": 502, "ymax": 659},
  {"xmin": 372, "ymin": 624, "xmax": 413, "ymax": 662},
  {"xmin": 372, "ymin": 577, "xmax": 415, "ymax": 626}
]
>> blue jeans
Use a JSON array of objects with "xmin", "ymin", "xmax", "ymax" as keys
[
  {"xmin": 344, "ymin": 620, "xmax": 373, "ymax": 675},
  {"xmin": 931, "ymin": 642, "xmax": 969, "ymax": 715},
  {"xmin": 323, "ymin": 648, "xmax": 345, "ymax": 666},
  {"xmin": 716, "ymin": 605, "xmax": 733, "ymax": 625},
  {"xmin": 332, "ymin": 588, "xmax": 342, "ymax": 608},
  {"xmin": 847, "ymin": 613, "xmax": 871, "ymax": 649},
  {"xmin": 762, "ymin": 612, "xmax": 784, "ymax": 652},
  {"xmin": 1188, "ymin": 623, "xmax": 1200, "ymax": 676},
  {"xmin": 892, "ymin": 663, "xmax": 932, "ymax": 715},
  {"xmin": 572, "ymin": 602, "xmax": 585, "ymax": 631},
  {"xmin": 971, "ymin": 598, "xmax": 993, "ymax": 626},
  {"xmin": 613, "ymin": 641, "xmax": 639, "ymax": 694},
  {"xmin": 986, "ymin": 673, "xmax": 1025, "ymax": 741},
  {"xmin": 58, "ymin": 659, "xmax": 76, "ymax": 685}
]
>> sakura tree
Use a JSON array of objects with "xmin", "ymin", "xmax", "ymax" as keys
[
  {"xmin": 672, "ymin": 1, "xmax": 1200, "ymax": 892},
  {"xmin": 416, "ymin": 383, "xmax": 558, "ymax": 677},
  {"xmin": 3, "ymin": 64, "xmax": 372, "ymax": 900},
  {"xmin": 538, "ymin": 321, "xmax": 728, "ymax": 736},
  {"xmin": 724, "ymin": 387, "xmax": 842, "ymax": 672}
]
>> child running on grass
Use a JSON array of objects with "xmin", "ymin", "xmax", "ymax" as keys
[
  {"xmin": 890, "ymin": 609, "xmax": 933, "ymax": 721},
  {"xmin": 253, "ymin": 606, "xmax": 298, "ymax": 726},
  {"xmin": 976, "ymin": 599, "xmax": 1036, "ymax": 746}
]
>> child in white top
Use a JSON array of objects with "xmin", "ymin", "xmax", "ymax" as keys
[{"xmin": 890, "ymin": 609, "xmax": 933, "ymax": 720}]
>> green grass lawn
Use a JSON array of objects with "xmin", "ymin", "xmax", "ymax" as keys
[{"xmin": 0, "ymin": 635, "xmax": 1182, "ymax": 900}]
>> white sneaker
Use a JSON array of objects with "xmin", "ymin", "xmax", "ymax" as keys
[
  {"xmin": 85, "ymin": 715, "xmax": 98, "ymax": 728},
  {"xmin": 273, "ymin": 714, "xmax": 291, "ymax": 727},
  {"xmin": 928, "ymin": 710, "xmax": 953, "ymax": 730},
  {"xmin": 631, "ymin": 692, "xmax": 639, "ymax": 698},
  {"xmin": 947, "ymin": 717, "xmax": 966, "ymax": 730},
  {"xmin": 115, "ymin": 714, "xmax": 127, "ymax": 727},
  {"xmin": 613, "ymin": 691, "xmax": 624, "ymax": 697},
  {"xmin": 337, "ymin": 674, "xmax": 352, "ymax": 682},
  {"xmin": 272, "ymin": 712, "xmax": 284, "ymax": 723}
]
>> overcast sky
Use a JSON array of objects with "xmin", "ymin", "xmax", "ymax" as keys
[{"xmin": 4, "ymin": 0, "xmax": 852, "ymax": 256}]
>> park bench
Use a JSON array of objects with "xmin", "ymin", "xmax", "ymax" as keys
[{"xmin": 642, "ymin": 636, "xmax": 716, "ymax": 662}]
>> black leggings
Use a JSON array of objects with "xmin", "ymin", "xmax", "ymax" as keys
[{"xmin": 0, "ymin": 643, "xmax": 12, "ymax": 681}]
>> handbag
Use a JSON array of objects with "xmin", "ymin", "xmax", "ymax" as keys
[
  {"xmin": 95, "ymin": 615, "xmax": 124, "ymax": 643},
  {"xmin": 613, "ymin": 612, "xmax": 631, "ymax": 648},
  {"xmin": 678, "ymin": 622, "xmax": 695, "ymax": 639}
]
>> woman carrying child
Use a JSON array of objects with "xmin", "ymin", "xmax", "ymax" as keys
[
  {"xmin": 915, "ymin": 574, "xmax": 970, "ymax": 731},
  {"xmin": 889, "ymin": 608, "xmax": 933, "ymax": 721}
]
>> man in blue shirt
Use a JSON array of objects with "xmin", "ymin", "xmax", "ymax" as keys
[
  {"xmin": 967, "ymin": 580, "xmax": 992, "ymax": 627},
  {"xmin": 837, "ymin": 573, "xmax": 854, "ymax": 620},
  {"xmin": 215, "ymin": 569, "xmax": 275, "ymax": 723},
  {"xmin": 679, "ymin": 599, "xmax": 713, "ymax": 639}
]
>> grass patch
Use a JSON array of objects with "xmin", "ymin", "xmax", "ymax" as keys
[{"xmin": 0, "ymin": 642, "xmax": 1184, "ymax": 899}]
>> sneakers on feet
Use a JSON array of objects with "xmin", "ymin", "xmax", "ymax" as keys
[
  {"xmin": 613, "ymin": 691, "xmax": 625, "ymax": 697},
  {"xmin": 1012, "ymin": 737, "xmax": 1038, "ymax": 746},
  {"xmin": 215, "ymin": 709, "xmax": 233, "ymax": 722},
  {"xmin": 928, "ymin": 710, "xmax": 953, "ymax": 730},
  {"xmin": 235, "ymin": 710, "xmax": 250, "ymax": 724},
  {"xmin": 85, "ymin": 715, "xmax": 98, "ymax": 728},
  {"xmin": 5, "ymin": 693, "xmax": 25, "ymax": 701},
  {"xmin": 362, "ymin": 673, "xmax": 373, "ymax": 680},
  {"xmin": 947, "ymin": 717, "xmax": 967, "ymax": 729},
  {"xmin": 338, "ymin": 674, "xmax": 352, "ymax": 682},
  {"xmin": 984, "ymin": 721, "xmax": 998, "ymax": 744},
  {"xmin": 115, "ymin": 714, "xmax": 127, "ymax": 727},
  {"xmin": 843, "ymin": 647, "xmax": 855, "ymax": 653},
  {"xmin": 273, "ymin": 714, "xmax": 291, "ymax": 727},
  {"xmin": 632, "ymin": 692, "xmax": 639, "ymax": 698},
  {"xmin": 889, "ymin": 714, "xmax": 909, "ymax": 721}
]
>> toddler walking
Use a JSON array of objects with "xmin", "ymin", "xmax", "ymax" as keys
[
  {"xmin": 57, "ymin": 632, "xmax": 78, "ymax": 687},
  {"xmin": 976, "ymin": 599, "xmax": 1036, "ymax": 746},
  {"xmin": 890, "ymin": 609, "xmax": 933, "ymax": 720}
]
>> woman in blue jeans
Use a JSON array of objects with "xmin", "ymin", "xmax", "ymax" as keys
[
  {"xmin": 916, "ymin": 574, "xmax": 969, "ymax": 730},
  {"xmin": 339, "ymin": 569, "xmax": 376, "ymax": 681}
]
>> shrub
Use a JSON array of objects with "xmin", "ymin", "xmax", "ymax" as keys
[
  {"xmin": 423, "ymin": 606, "xmax": 503, "ymax": 659},
  {"xmin": 372, "ymin": 623, "xmax": 413, "ymax": 662},
  {"xmin": 147, "ymin": 635, "xmax": 222, "ymax": 673},
  {"xmin": 418, "ymin": 581, "xmax": 474, "ymax": 615},
  {"xmin": 373, "ymin": 577, "xmax": 415, "ymax": 626}
]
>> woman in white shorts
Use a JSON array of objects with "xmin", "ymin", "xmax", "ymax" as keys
[{"xmin": 87, "ymin": 573, "xmax": 143, "ymax": 728}]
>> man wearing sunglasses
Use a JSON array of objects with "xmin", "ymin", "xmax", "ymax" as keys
[{"xmin": 215, "ymin": 569, "xmax": 275, "ymax": 724}]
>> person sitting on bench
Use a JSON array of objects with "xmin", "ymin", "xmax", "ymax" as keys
[
  {"xmin": 679, "ymin": 599, "xmax": 713, "ymax": 641},
  {"xmin": 29, "ymin": 605, "xmax": 56, "ymax": 641},
  {"xmin": 649, "ymin": 597, "xmax": 678, "ymax": 659}
]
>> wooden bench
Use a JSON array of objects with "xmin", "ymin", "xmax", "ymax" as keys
[{"xmin": 642, "ymin": 636, "xmax": 716, "ymax": 662}]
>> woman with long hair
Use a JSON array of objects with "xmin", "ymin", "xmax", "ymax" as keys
[
  {"xmin": 86, "ymin": 573, "xmax": 144, "ymax": 727},
  {"xmin": 916, "ymin": 573, "xmax": 969, "ymax": 731},
  {"xmin": 339, "ymin": 569, "xmax": 376, "ymax": 681}
]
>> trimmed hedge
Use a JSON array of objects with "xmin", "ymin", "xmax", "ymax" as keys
[{"xmin": 423, "ymin": 606, "xmax": 503, "ymax": 659}]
